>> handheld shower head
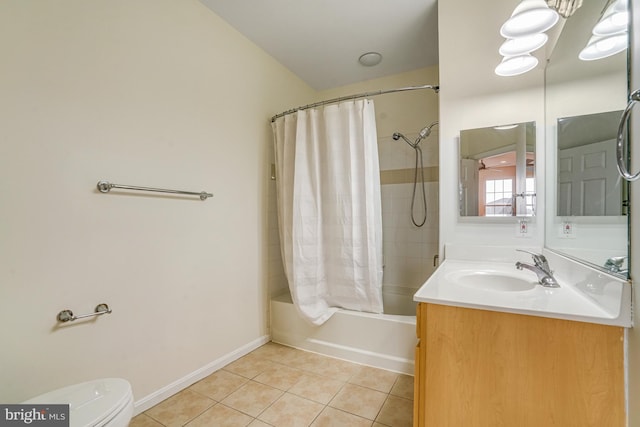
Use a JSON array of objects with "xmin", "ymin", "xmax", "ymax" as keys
[{"xmin": 392, "ymin": 132, "xmax": 401, "ymax": 141}]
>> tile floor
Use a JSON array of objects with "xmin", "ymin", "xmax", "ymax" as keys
[{"xmin": 130, "ymin": 342, "xmax": 413, "ymax": 427}]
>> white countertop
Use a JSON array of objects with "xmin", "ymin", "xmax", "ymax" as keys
[{"xmin": 413, "ymin": 249, "xmax": 632, "ymax": 327}]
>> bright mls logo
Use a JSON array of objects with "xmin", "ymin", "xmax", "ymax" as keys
[{"xmin": 0, "ymin": 405, "xmax": 69, "ymax": 426}]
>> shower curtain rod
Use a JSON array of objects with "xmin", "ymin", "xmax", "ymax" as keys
[{"xmin": 270, "ymin": 84, "xmax": 439, "ymax": 122}]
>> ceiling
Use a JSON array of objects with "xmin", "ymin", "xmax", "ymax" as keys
[{"xmin": 199, "ymin": 0, "xmax": 440, "ymax": 91}]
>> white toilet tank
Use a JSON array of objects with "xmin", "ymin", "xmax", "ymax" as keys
[{"xmin": 24, "ymin": 378, "xmax": 133, "ymax": 427}]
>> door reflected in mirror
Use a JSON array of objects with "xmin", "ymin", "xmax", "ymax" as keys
[
  {"xmin": 557, "ymin": 110, "xmax": 624, "ymax": 216},
  {"xmin": 459, "ymin": 122, "xmax": 535, "ymax": 217}
]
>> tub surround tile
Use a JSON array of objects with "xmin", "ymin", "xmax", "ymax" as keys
[
  {"xmin": 145, "ymin": 389, "xmax": 214, "ymax": 427},
  {"xmin": 258, "ymin": 393, "xmax": 324, "ymax": 427},
  {"xmin": 221, "ymin": 380, "xmax": 283, "ymax": 417},
  {"xmin": 329, "ymin": 383, "xmax": 387, "ymax": 420},
  {"xmin": 186, "ymin": 403, "xmax": 253, "ymax": 427}
]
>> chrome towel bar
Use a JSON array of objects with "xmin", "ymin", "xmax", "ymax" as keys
[
  {"xmin": 97, "ymin": 180, "xmax": 213, "ymax": 200},
  {"xmin": 616, "ymin": 89, "xmax": 640, "ymax": 181},
  {"xmin": 57, "ymin": 303, "xmax": 112, "ymax": 323}
]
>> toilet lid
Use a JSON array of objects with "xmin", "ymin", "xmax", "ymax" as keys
[{"xmin": 24, "ymin": 378, "xmax": 132, "ymax": 427}]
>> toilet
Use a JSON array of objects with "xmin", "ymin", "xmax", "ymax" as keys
[{"xmin": 24, "ymin": 378, "xmax": 133, "ymax": 427}]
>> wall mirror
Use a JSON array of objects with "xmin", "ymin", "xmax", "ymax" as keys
[
  {"xmin": 545, "ymin": 0, "xmax": 629, "ymax": 278},
  {"xmin": 557, "ymin": 110, "xmax": 625, "ymax": 216},
  {"xmin": 459, "ymin": 122, "xmax": 535, "ymax": 217}
]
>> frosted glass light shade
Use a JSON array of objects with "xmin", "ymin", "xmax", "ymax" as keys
[
  {"xmin": 358, "ymin": 52, "xmax": 382, "ymax": 66},
  {"xmin": 579, "ymin": 33, "xmax": 627, "ymax": 61},
  {"xmin": 499, "ymin": 33, "xmax": 548, "ymax": 56},
  {"xmin": 500, "ymin": 0, "xmax": 559, "ymax": 38},
  {"xmin": 495, "ymin": 54, "xmax": 539, "ymax": 76},
  {"xmin": 593, "ymin": 2, "xmax": 628, "ymax": 36}
]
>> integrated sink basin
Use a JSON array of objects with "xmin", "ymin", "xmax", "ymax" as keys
[
  {"xmin": 413, "ymin": 248, "xmax": 632, "ymax": 327},
  {"xmin": 447, "ymin": 270, "xmax": 537, "ymax": 292}
]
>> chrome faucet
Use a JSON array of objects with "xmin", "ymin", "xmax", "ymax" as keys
[
  {"xmin": 604, "ymin": 256, "xmax": 627, "ymax": 274},
  {"xmin": 515, "ymin": 250, "xmax": 560, "ymax": 288}
]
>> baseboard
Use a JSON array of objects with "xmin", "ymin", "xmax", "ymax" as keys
[
  {"xmin": 133, "ymin": 335, "xmax": 270, "ymax": 415},
  {"xmin": 272, "ymin": 330, "xmax": 414, "ymax": 375}
]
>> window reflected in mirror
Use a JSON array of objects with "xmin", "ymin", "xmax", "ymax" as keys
[{"xmin": 459, "ymin": 122, "xmax": 536, "ymax": 217}]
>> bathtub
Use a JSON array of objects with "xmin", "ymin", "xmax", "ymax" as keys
[{"xmin": 270, "ymin": 286, "xmax": 417, "ymax": 375}]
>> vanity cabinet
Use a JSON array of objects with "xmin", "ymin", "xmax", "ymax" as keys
[{"xmin": 413, "ymin": 303, "xmax": 625, "ymax": 427}]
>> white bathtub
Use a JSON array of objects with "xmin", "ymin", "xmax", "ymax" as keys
[{"xmin": 270, "ymin": 286, "xmax": 417, "ymax": 375}]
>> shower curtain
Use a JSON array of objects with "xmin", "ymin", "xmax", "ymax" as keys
[{"xmin": 271, "ymin": 99, "xmax": 384, "ymax": 325}]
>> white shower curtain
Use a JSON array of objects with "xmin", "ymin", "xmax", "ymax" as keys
[{"xmin": 271, "ymin": 99, "xmax": 384, "ymax": 325}]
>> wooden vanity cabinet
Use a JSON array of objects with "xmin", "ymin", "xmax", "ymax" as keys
[{"xmin": 413, "ymin": 303, "xmax": 625, "ymax": 427}]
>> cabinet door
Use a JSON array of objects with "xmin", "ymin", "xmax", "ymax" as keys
[{"xmin": 422, "ymin": 304, "xmax": 624, "ymax": 427}]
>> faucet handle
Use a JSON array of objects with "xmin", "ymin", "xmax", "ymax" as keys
[{"xmin": 516, "ymin": 249, "xmax": 549, "ymax": 270}]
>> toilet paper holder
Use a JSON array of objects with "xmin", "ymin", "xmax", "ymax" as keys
[{"xmin": 57, "ymin": 303, "xmax": 112, "ymax": 322}]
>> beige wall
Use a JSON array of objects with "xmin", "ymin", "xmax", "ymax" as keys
[{"xmin": 0, "ymin": 0, "xmax": 315, "ymax": 409}]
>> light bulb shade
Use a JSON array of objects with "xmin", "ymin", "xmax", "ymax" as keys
[
  {"xmin": 500, "ymin": 0, "xmax": 559, "ymax": 38},
  {"xmin": 358, "ymin": 52, "xmax": 382, "ymax": 67},
  {"xmin": 499, "ymin": 33, "xmax": 548, "ymax": 56},
  {"xmin": 579, "ymin": 33, "xmax": 627, "ymax": 61},
  {"xmin": 592, "ymin": 2, "xmax": 628, "ymax": 36},
  {"xmin": 495, "ymin": 54, "xmax": 539, "ymax": 76}
]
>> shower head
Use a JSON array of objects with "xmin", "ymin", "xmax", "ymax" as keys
[
  {"xmin": 419, "ymin": 121, "xmax": 439, "ymax": 138},
  {"xmin": 415, "ymin": 121, "xmax": 440, "ymax": 144},
  {"xmin": 392, "ymin": 131, "xmax": 414, "ymax": 147},
  {"xmin": 394, "ymin": 122, "xmax": 439, "ymax": 148}
]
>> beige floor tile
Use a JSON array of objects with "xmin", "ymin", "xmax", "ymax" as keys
[
  {"xmin": 248, "ymin": 420, "xmax": 273, "ymax": 427},
  {"xmin": 349, "ymin": 366, "xmax": 399, "ymax": 393},
  {"xmin": 250, "ymin": 342, "xmax": 301, "ymax": 362},
  {"xmin": 129, "ymin": 414, "xmax": 164, "ymax": 427},
  {"xmin": 328, "ymin": 383, "xmax": 387, "ymax": 420},
  {"xmin": 258, "ymin": 393, "xmax": 324, "ymax": 427},
  {"xmin": 375, "ymin": 395, "xmax": 413, "ymax": 427},
  {"xmin": 299, "ymin": 355, "xmax": 359, "ymax": 382},
  {"xmin": 145, "ymin": 389, "xmax": 214, "ymax": 427},
  {"xmin": 287, "ymin": 350, "xmax": 331, "ymax": 373},
  {"xmin": 253, "ymin": 364, "xmax": 306, "ymax": 391},
  {"xmin": 190, "ymin": 370, "xmax": 248, "ymax": 401},
  {"xmin": 288, "ymin": 373, "xmax": 345, "ymax": 405},
  {"xmin": 389, "ymin": 375, "xmax": 414, "ymax": 400},
  {"xmin": 311, "ymin": 407, "xmax": 373, "ymax": 427},
  {"xmin": 221, "ymin": 380, "xmax": 283, "ymax": 417},
  {"xmin": 224, "ymin": 353, "xmax": 279, "ymax": 379},
  {"xmin": 186, "ymin": 403, "xmax": 254, "ymax": 427}
]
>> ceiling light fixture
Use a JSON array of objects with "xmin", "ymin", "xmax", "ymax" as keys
[
  {"xmin": 495, "ymin": 54, "xmax": 539, "ymax": 77},
  {"xmin": 592, "ymin": 0, "xmax": 628, "ymax": 36},
  {"xmin": 500, "ymin": 0, "xmax": 560, "ymax": 38},
  {"xmin": 546, "ymin": 0, "xmax": 583, "ymax": 18},
  {"xmin": 358, "ymin": 52, "xmax": 382, "ymax": 67},
  {"xmin": 499, "ymin": 33, "xmax": 549, "ymax": 56},
  {"xmin": 579, "ymin": 33, "xmax": 628, "ymax": 61}
]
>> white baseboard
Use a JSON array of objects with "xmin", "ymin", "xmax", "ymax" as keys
[{"xmin": 133, "ymin": 335, "xmax": 270, "ymax": 415}]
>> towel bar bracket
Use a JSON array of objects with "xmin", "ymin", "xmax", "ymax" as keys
[{"xmin": 57, "ymin": 303, "xmax": 112, "ymax": 323}]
